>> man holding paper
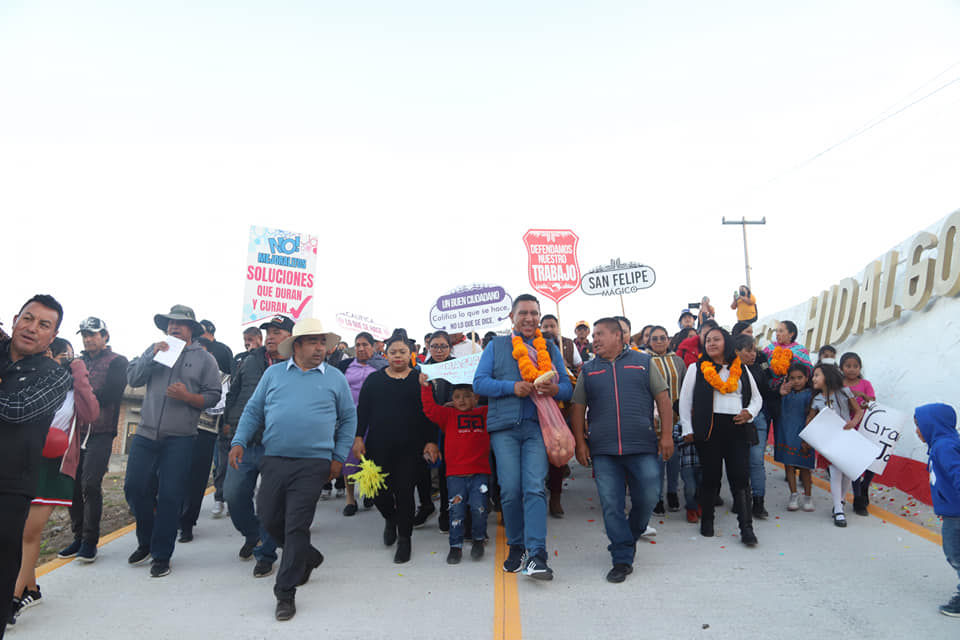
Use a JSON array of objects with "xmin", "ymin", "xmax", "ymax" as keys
[{"xmin": 125, "ymin": 304, "xmax": 221, "ymax": 578}]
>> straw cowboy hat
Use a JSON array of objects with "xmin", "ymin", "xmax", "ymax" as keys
[{"xmin": 278, "ymin": 318, "xmax": 341, "ymax": 359}]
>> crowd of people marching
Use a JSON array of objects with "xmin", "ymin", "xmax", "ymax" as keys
[{"xmin": 2, "ymin": 288, "xmax": 960, "ymax": 630}]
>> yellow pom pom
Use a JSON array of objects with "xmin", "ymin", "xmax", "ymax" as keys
[{"xmin": 346, "ymin": 456, "xmax": 390, "ymax": 499}]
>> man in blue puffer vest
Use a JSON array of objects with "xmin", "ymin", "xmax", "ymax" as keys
[
  {"xmin": 570, "ymin": 317, "xmax": 675, "ymax": 584},
  {"xmin": 474, "ymin": 293, "xmax": 572, "ymax": 581}
]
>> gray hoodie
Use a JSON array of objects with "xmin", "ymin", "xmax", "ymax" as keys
[{"xmin": 127, "ymin": 341, "xmax": 222, "ymax": 440}]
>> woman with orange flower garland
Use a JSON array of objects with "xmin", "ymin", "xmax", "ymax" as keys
[
  {"xmin": 679, "ymin": 327, "xmax": 763, "ymax": 545},
  {"xmin": 761, "ymin": 321, "xmax": 812, "ymax": 456}
]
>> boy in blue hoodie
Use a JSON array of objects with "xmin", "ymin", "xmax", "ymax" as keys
[{"xmin": 915, "ymin": 403, "xmax": 960, "ymax": 618}]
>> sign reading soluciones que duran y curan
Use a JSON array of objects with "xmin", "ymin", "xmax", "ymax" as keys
[
  {"xmin": 523, "ymin": 229, "xmax": 580, "ymax": 303},
  {"xmin": 429, "ymin": 284, "xmax": 513, "ymax": 332},
  {"xmin": 243, "ymin": 226, "xmax": 317, "ymax": 325},
  {"xmin": 580, "ymin": 259, "xmax": 656, "ymax": 296}
]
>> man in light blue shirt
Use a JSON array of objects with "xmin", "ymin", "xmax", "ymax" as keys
[{"xmin": 230, "ymin": 318, "xmax": 356, "ymax": 622}]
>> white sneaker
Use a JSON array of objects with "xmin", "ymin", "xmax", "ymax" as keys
[
  {"xmin": 787, "ymin": 493, "xmax": 800, "ymax": 511},
  {"xmin": 320, "ymin": 488, "xmax": 333, "ymax": 500},
  {"xmin": 801, "ymin": 495, "xmax": 815, "ymax": 512},
  {"xmin": 335, "ymin": 488, "xmax": 345, "ymax": 499},
  {"xmin": 211, "ymin": 501, "xmax": 226, "ymax": 518},
  {"xmin": 641, "ymin": 526, "xmax": 657, "ymax": 537}
]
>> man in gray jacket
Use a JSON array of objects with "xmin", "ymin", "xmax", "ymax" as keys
[{"xmin": 125, "ymin": 304, "xmax": 221, "ymax": 578}]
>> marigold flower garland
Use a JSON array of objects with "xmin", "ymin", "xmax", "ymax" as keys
[
  {"xmin": 770, "ymin": 346, "xmax": 793, "ymax": 377},
  {"xmin": 511, "ymin": 329, "xmax": 553, "ymax": 382},
  {"xmin": 700, "ymin": 357, "xmax": 743, "ymax": 394}
]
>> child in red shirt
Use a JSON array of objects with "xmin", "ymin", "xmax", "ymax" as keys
[{"xmin": 419, "ymin": 374, "xmax": 490, "ymax": 564}]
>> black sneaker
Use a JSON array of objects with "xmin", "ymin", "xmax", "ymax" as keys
[
  {"xmin": 178, "ymin": 528, "xmax": 193, "ymax": 543},
  {"xmin": 363, "ymin": 497, "xmax": 375, "ymax": 509},
  {"xmin": 77, "ymin": 542, "xmax": 98, "ymax": 563},
  {"xmin": 18, "ymin": 586, "xmax": 41, "ymax": 611},
  {"xmin": 343, "ymin": 503, "xmax": 358, "ymax": 517},
  {"xmin": 939, "ymin": 592, "xmax": 960, "ymax": 617},
  {"xmin": 253, "ymin": 560, "xmax": 274, "ymax": 578},
  {"xmin": 470, "ymin": 540, "xmax": 485, "ymax": 560},
  {"xmin": 239, "ymin": 540, "xmax": 258, "ymax": 560},
  {"xmin": 446, "ymin": 547, "xmax": 462, "ymax": 565},
  {"xmin": 128, "ymin": 547, "xmax": 151, "ymax": 566},
  {"xmin": 653, "ymin": 500, "xmax": 665, "ymax": 515},
  {"xmin": 439, "ymin": 510, "xmax": 450, "ymax": 532},
  {"xmin": 149, "ymin": 560, "xmax": 171, "ymax": 578},
  {"xmin": 413, "ymin": 505, "xmax": 436, "ymax": 528},
  {"xmin": 275, "ymin": 598, "xmax": 296, "ymax": 622},
  {"xmin": 383, "ymin": 519, "xmax": 398, "ymax": 546},
  {"xmin": 667, "ymin": 493, "xmax": 681, "ymax": 512},
  {"xmin": 522, "ymin": 554, "xmax": 554, "ymax": 581},
  {"xmin": 606, "ymin": 563, "xmax": 633, "ymax": 583},
  {"xmin": 700, "ymin": 519, "xmax": 715, "ymax": 537},
  {"xmin": 297, "ymin": 549, "xmax": 324, "ymax": 586},
  {"xmin": 502, "ymin": 545, "xmax": 525, "ymax": 573},
  {"xmin": 57, "ymin": 539, "xmax": 82, "ymax": 559}
]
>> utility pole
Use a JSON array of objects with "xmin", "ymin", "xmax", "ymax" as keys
[{"xmin": 721, "ymin": 216, "xmax": 766, "ymax": 289}]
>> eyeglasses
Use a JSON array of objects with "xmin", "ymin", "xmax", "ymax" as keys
[
  {"xmin": 429, "ymin": 344, "xmax": 450, "ymax": 350},
  {"xmin": 650, "ymin": 336, "xmax": 668, "ymax": 342}
]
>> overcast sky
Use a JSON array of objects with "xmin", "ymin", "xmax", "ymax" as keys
[{"xmin": 2, "ymin": 1, "xmax": 958, "ymax": 358}]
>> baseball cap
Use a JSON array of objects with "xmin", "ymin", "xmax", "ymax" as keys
[
  {"xmin": 200, "ymin": 319, "xmax": 216, "ymax": 335},
  {"xmin": 77, "ymin": 316, "xmax": 108, "ymax": 334},
  {"xmin": 575, "ymin": 320, "xmax": 590, "ymax": 329},
  {"xmin": 259, "ymin": 315, "xmax": 295, "ymax": 333}
]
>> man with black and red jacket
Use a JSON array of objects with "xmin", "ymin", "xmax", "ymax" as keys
[
  {"xmin": 57, "ymin": 317, "xmax": 128, "ymax": 564},
  {"xmin": 1, "ymin": 294, "xmax": 71, "ymax": 636}
]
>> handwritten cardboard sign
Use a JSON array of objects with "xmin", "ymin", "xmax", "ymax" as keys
[{"xmin": 859, "ymin": 403, "xmax": 907, "ymax": 475}]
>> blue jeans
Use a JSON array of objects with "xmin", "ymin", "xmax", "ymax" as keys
[
  {"xmin": 592, "ymin": 453, "xmax": 660, "ymax": 566},
  {"xmin": 749, "ymin": 411, "xmax": 769, "ymax": 497},
  {"xmin": 490, "ymin": 419, "xmax": 548, "ymax": 558},
  {"xmin": 681, "ymin": 464, "xmax": 702, "ymax": 511},
  {"xmin": 446, "ymin": 474, "xmax": 489, "ymax": 548},
  {"xmin": 124, "ymin": 434, "xmax": 195, "ymax": 562},
  {"xmin": 658, "ymin": 451, "xmax": 680, "ymax": 500},
  {"xmin": 943, "ymin": 516, "xmax": 960, "ymax": 593},
  {"xmin": 223, "ymin": 443, "xmax": 278, "ymax": 564}
]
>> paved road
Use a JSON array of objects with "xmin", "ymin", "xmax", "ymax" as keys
[{"xmin": 8, "ymin": 461, "xmax": 958, "ymax": 640}]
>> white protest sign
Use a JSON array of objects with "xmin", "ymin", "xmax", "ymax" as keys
[
  {"xmin": 800, "ymin": 408, "xmax": 882, "ymax": 479},
  {"xmin": 859, "ymin": 403, "xmax": 908, "ymax": 475},
  {"xmin": 335, "ymin": 312, "xmax": 391, "ymax": 340},
  {"xmin": 580, "ymin": 259, "xmax": 656, "ymax": 296},
  {"xmin": 429, "ymin": 284, "xmax": 512, "ymax": 333},
  {"xmin": 242, "ymin": 226, "xmax": 317, "ymax": 326},
  {"xmin": 153, "ymin": 335, "xmax": 186, "ymax": 368},
  {"xmin": 419, "ymin": 353, "xmax": 483, "ymax": 385}
]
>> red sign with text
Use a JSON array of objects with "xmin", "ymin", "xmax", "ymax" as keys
[{"xmin": 523, "ymin": 229, "xmax": 581, "ymax": 303}]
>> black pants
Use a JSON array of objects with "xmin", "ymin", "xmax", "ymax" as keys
[
  {"xmin": 0, "ymin": 493, "xmax": 31, "ymax": 639},
  {"xmin": 180, "ymin": 429, "xmax": 218, "ymax": 532},
  {"xmin": 69, "ymin": 432, "xmax": 114, "ymax": 544},
  {"xmin": 213, "ymin": 434, "xmax": 232, "ymax": 502},
  {"xmin": 374, "ymin": 452, "xmax": 419, "ymax": 538},
  {"xmin": 695, "ymin": 414, "xmax": 751, "ymax": 521},
  {"xmin": 416, "ymin": 450, "xmax": 448, "ymax": 514},
  {"xmin": 257, "ymin": 456, "xmax": 329, "ymax": 601}
]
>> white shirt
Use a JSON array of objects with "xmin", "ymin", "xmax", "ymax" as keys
[
  {"xmin": 679, "ymin": 362, "xmax": 762, "ymax": 437},
  {"xmin": 287, "ymin": 359, "xmax": 326, "ymax": 373}
]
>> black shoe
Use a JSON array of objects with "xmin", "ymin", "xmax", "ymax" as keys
[
  {"xmin": 503, "ymin": 545, "xmax": 525, "ymax": 573},
  {"xmin": 178, "ymin": 528, "xmax": 193, "ymax": 543},
  {"xmin": 58, "ymin": 538, "xmax": 83, "ymax": 559},
  {"xmin": 297, "ymin": 548, "xmax": 324, "ymax": 586},
  {"xmin": 606, "ymin": 563, "xmax": 633, "ymax": 583},
  {"xmin": 128, "ymin": 546, "xmax": 151, "ymax": 566},
  {"xmin": 343, "ymin": 503, "xmax": 358, "ymax": 517},
  {"xmin": 394, "ymin": 537, "xmax": 411, "ymax": 563},
  {"xmin": 253, "ymin": 560, "xmax": 274, "ymax": 578},
  {"xmin": 413, "ymin": 505, "xmax": 436, "ymax": 528},
  {"xmin": 752, "ymin": 496, "xmax": 769, "ymax": 520},
  {"xmin": 853, "ymin": 496, "xmax": 870, "ymax": 516},
  {"xmin": 667, "ymin": 493, "xmax": 680, "ymax": 512},
  {"xmin": 239, "ymin": 540, "xmax": 258, "ymax": 560},
  {"xmin": 470, "ymin": 540, "xmax": 485, "ymax": 560},
  {"xmin": 383, "ymin": 519, "xmax": 397, "ymax": 546},
  {"xmin": 521, "ymin": 554, "xmax": 554, "ymax": 580},
  {"xmin": 446, "ymin": 547, "xmax": 462, "ymax": 565},
  {"xmin": 363, "ymin": 497, "xmax": 375, "ymax": 509},
  {"xmin": 653, "ymin": 500, "xmax": 665, "ymax": 515},
  {"xmin": 740, "ymin": 526, "xmax": 758, "ymax": 546},
  {"xmin": 275, "ymin": 598, "xmax": 296, "ymax": 622},
  {"xmin": 439, "ymin": 510, "xmax": 450, "ymax": 532},
  {"xmin": 700, "ymin": 519, "xmax": 715, "ymax": 537},
  {"xmin": 150, "ymin": 560, "xmax": 171, "ymax": 578}
]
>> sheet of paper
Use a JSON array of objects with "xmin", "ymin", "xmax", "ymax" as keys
[
  {"xmin": 799, "ymin": 408, "xmax": 882, "ymax": 479},
  {"xmin": 419, "ymin": 352, "xmax": 483, "ymax": 386},
  {"xmin": 153, "ymin": 334, "xmax": 186, "ymax": 368}
]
